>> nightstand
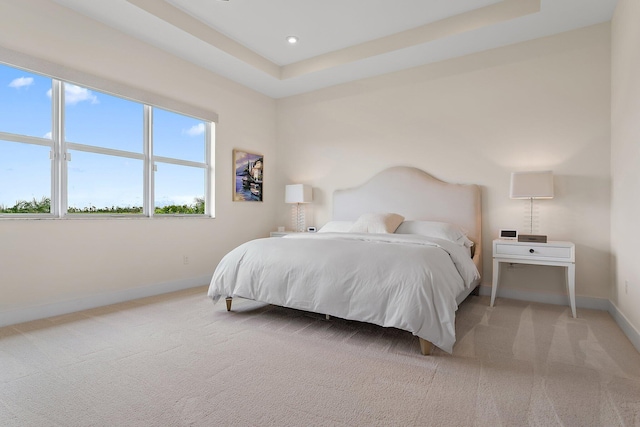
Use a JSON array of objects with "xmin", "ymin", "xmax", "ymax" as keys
[
  {"xmin": 491, "ymin": 239, "xmax": 576, "ymax": 317},
  {"xmin": 269, "ymin": 231, "xmax": 298, "ymax": 237}
]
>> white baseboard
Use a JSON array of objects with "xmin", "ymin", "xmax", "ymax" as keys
[
  {"xmin": 477, "ymin": 284, "xmax": 640, "ymax": 353},
  {"xmin": 608, "ymin": 301, "xmax": 640, "ymax": 353},
  {"xmin": 0, "ymin": 275, "xmax": 210, "ymax": 328},
  {"xmin": 477, "ymin": 284, "xmax": 610, "ymax": 310}
]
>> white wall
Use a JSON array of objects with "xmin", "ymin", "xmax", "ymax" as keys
[
  {"xmin": 611, "ymin": 0, "xmax": 640, "ymax": 339},
  {"xmin": 0, "ymin": 1, "xmax": 618, "ymax": 326},
  {"xmin": 277, "ymin": 24, "xmax": 611, "ymax": 302},
  {"xmin": 0, "ymin": 0, "xmax": 277, "ymax": 321}
]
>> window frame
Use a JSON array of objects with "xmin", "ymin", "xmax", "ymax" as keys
[
  {"xmin": 0, "ymin": 60, "xmax": 216, "ymax": 219},
  {"xmin": 148, "ymin": 107, "xmax": 213, "ymax": 218}
]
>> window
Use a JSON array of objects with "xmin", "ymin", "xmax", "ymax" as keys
[
  {"xmin": 0, "ymin": 64, "xmax": 53, "ymax": 214},
  {"xmin": 152, "ymin": 108, "xmax": 208, "ymax": 215},
  {"xmin": 0, "ymin": 140, "xmax": 52, "ymax": 213},
  {"xmin": 0, "ymin": 65, "xmax": 51, "ymax": 139},
  {"xmin": 64, "ymin": 86, "xmax": 145, "ymax": 214},
  {"xmin": 0, "ymin": 62, "xmax": 214, "ymax": 217}
]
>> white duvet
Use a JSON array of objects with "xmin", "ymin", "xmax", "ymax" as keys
[{"xmin": 208, "ymin": 232, "xmax": 480, "ymax": 353}]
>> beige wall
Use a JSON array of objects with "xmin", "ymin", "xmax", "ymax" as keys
[
  {"xmin": 277, "ymin": 24, "xmax": 612, "ymax": 300},
  {"xmin": 0, "ymin": 1, "xmax": 277, "ymax": 313},
  {"xmin": 611, "ymin": 0, "xmax": 640, "ymax": 335},
  {"xmin": 0, "ymin": 2, "xmax": 618, "ymax": 324}
]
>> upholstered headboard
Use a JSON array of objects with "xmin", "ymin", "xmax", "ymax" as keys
[{"xmin": 333, "ymin": 166, "xmax": 482, "ymax": 277}]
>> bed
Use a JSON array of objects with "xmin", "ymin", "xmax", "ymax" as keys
[{"xmin": 208, "ymin": 166, "xmax": 482, "ymax": 354}]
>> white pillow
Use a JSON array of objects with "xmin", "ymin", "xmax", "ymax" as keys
[
  {"xmin": 318, "ymin": 221, "xmax": 355, "ymax": 233},
  {"xmin": 395, "ymin": 220, "xmax": 473, "ymax": 248},
  {"xmin": 348, "ymin": 213, "xmax": 405, "ymax": 234}
]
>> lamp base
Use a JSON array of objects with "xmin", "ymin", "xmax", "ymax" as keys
[
  {"xmin": 518, "ymin": 234, "xmax": 547, "ymax": 243},
  {"xmin": 290, "ymin": 203, "xmax": 306, "ymax": 233}
]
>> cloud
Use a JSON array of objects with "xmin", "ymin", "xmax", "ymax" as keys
[
  {"xmin": 46, "ymin": 84, "xmax": 99, "ymax": 105},
  {"xmin": 8, "ymin": 77, "xmax": 34, "ymax": 89},
  {"xmin": 65, "ymin": 84, "xmax": 99, "ymax": 105},
  {"xmin": 43, "ymin": 131, "xmax": 52, "ymax": 139},
  {"xmin": 183, "ymin": 123, "xmax": 205, "ymax": 137}
]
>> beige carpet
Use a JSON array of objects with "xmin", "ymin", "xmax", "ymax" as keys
[{"xmin": 1, "ymin": 287, "xmax": 639, "ymax": 426}]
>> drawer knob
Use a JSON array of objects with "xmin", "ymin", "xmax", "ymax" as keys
[{"xmin": 529, "ymin": 249, "xmax": 535, "ymax": 253}]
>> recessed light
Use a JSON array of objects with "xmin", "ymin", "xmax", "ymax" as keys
[{"xmin": 286, "ymin": 36, "xmax": 299, "ymax": 45}]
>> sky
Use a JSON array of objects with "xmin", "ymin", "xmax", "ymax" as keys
[{"xmin": 0, "ymin": 63, "xmax": 207, "ymax": 211}]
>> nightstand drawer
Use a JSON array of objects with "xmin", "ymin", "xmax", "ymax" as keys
[{"xmin": 494, "ymin": 243, "xmax": 572, "ymax": 259}]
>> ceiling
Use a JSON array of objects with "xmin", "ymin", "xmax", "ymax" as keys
[{"xmin": 52, "ymin": 0, "xmax": 618, "ymax": 98}]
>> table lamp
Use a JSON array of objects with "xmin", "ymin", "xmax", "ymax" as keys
[
  {"xmin": 510, "ymin": 171, "xmax": 553, "ymax": 242},
  {"xmin": 285, "ymin": 184, "xmax": 312, "ymax": 232}
]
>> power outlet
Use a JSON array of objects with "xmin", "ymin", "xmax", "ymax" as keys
[
  {"xmin": 625, "ymin": 280, "xmax": 629, "ymax": 295},
  {"xmin": 183, "ymin": 255, "xmax": 189, "ymax": 265}
]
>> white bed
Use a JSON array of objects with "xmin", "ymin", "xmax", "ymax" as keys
[{"xmin": 208, "ymin": 166, "xmax": 482, "ymax": 354}]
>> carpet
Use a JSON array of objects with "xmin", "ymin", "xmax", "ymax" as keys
[{"xmin": 1, "ymin": 287, "xmax": 639, "ymax": 426}]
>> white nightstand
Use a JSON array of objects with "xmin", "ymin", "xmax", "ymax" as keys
[
  {"xmin": 269, "ymin": 231, "xmax": 298, "ymax": 237},
  {"xmin": 491, "ymin": 239, "xmax": 576, "ymax": 317}
]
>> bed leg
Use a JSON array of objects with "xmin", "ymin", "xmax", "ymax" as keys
[
  {"xmin": 225, "ymin": 297, "xmax": 232, "ymax": 312},
  {"xmin": 419, "ymin": 338, "xmax": 433, "ymax": 356}
]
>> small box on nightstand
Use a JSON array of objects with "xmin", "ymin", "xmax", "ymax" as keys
[{"xmin": 517, "ymin": 234, "xmax": 547, "ymax": 243}]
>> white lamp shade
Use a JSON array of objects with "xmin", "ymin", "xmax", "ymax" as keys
[
  {"xmin": 285, "ymin": 184, "xmax": 312, "ymax": 203},
  {"xmin": 510, "ymin": 171, "xmax": 554, "ymax": 199}
]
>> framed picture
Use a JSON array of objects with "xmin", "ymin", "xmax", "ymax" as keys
[{"xmin": 233, "ymin": 149, "xmax": 263, "ymax": 202}]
